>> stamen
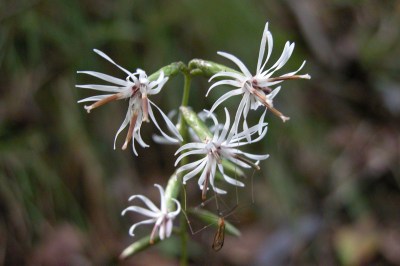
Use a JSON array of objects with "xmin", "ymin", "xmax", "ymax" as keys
[
  {"xmin": 253, "ymin": 90, "xmax": 290, "ymax": 122},
  {"xmin": 212, "ymin": 149, "xmax": 222, "ymax": 164},
  {"xmin": 234, "ymin": 154, "xmax": 260, "ymax": 170},
  {"xmin": 122, "ymin": 111, "xmax": 138, "ymax": 150},
  {"xmin": 261, "ymin": 87, "xmax": 272, "ymax": 94},
  {"xmin": 149, "ymin": 223, "xmax": 159, "ymax": 244},
  {"xmin": 202, "ymin": 174, "xmax": 209, "ymax": 201},
  {"xmin": 142, "ymin": 94, "xmax": 149, "ymax": 122},
  {"xmin": 84, "ymin": 94, "xmax": 120, "ymax": 113},
  {"xmin": 267, "ymin": 74, "xmax": 311, "ymax": 82}
]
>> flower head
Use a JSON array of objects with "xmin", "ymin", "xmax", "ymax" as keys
[
  {"xmin": 207, "ymin": 22, "xmax": 310, "ymax": 133},
  {"xmin": 122, "ymin": 184, "xmax": 181, "ymax": 243},
  {"xmin": 77, "ymin": 49, "xmax": 182, "ymax": 155},
  {"xmin": 175, "ymin": 108, "xmax": 269, "ymax": 200}
]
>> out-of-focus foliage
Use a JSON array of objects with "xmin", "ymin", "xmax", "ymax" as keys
[{"xmin": 1, "ymin": 0, "xmax": 399, "ymax": 265}]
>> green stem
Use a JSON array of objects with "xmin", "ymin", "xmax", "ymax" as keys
[
  {"xmin": 181, "ymin": 73, "xmax": 191, "ymax": 107},
  {"xmin": 148, "ymin": 61, "xmax": 187, "ymax": 81},
  {"xmin": 178, "ymin": 73, "xmax": 191, "ymax": 266}
]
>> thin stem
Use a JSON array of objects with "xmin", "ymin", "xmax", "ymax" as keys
[
  {"xmin": 178, "ymin": 73, "xmax": 191, "ymax": 266},
  {"xmin": 179, "ymin": 202, "xmax": 188, "ymax": 266},
  {"xmin": 181, "ymin": 73, "xmax": 191, "ymax": 107}
]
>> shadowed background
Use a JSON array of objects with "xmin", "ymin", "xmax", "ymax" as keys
[{"xmin": 1, "ymin": 0, "xmax": 400, "ymax": 265}]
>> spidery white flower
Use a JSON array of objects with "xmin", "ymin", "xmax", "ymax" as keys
[
  {"xmin": 152, "ymin": 110, "xmax": 224, "ymax": 145},
  {"xmin": 76, "ymin": 49, "xmax": 182, "ymax": 155},
  {"xmin": 175, "ymin": 108, "xmax": 269, "ymax": 200},
  {"xmin": 207, "ymin": 22, "xmax": 311, "ymax": 134},
  {"xmin": 121, "ymin": 184, "xmax": 181, "ymax": 244}
]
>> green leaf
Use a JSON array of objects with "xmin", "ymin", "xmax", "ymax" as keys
[{"xmin": 120, "ymin": 234, "xmax": 160, "ymax": 260}]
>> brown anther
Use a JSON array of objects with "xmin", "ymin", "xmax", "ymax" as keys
[
  {"xmin": 149, "ymin": 223, "xmax": 158, "ymax": 245},
  {"xmin": 84, "ymin": 94, "xmax": 120, "ymax": 113},
  {"xmin": 122, "ymin": 111, "xmax": 138, "ymax": 150},
  {"xmin": 252, "ymin": 80, "xmax": 272, "ymax": 94},
  {"xmin": 212, "ymin": 149, "xmax": 222, "ymax": 164},
  {"xmin": 202, "ymin": 174, "xmax": 209, "ymax": 201},
  {"xmin": 234, "ymin": 154, "xmax": 260, "ymax": 170},
  {"xmin": 252, "ymin": 89, "xmax": 290, "ymax": 122},
  {"xmin": 142, "ymin": 94, "xmax": 149, "ymax": 122},
  {"xmin": 267, "ymin": 74, "xmax": 310, "ymax": 82},
  {"xmin": 131, "ymin": 85, "xmax": 140, "ymax": 94},
  {"xmin": 260, "ymin": 87, "xmax": 272, "ymax": 94}
]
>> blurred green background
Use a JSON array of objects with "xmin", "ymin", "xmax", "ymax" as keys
[{"xmin": 1, "ymin": 0, "xmax": 400, "ymax": 265}]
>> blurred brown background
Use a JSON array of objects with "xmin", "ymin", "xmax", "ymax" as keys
[{"xmin": 1, "ymin": 0, "xmax": 400, "ymax": 265}]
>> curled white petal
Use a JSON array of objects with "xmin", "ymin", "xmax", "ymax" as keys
[
  {"xmin": 175, "ymin": 108, "xmax": 269, "ymax": 196},
  {"xmin": 122, "ymin": 183, "xmax": 181, "ymax": 241},
  {"xmin": 127, "ymin": 218, "xmax": 156, "ymax": 237},
  {"xmin": 77, "ymin": 50, "xmax": 180, "ymax": 155},
  {"xmin": 206, "ymin": 22, "xmax": 309, "ymax": 129}
]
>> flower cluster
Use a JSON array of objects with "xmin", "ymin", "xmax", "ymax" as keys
[
  {"xmin": 175, "ymin": 108, "xmax": 269, "ymax": 200},
  {"xmin": 207, "ymin": 22, "xmax": 310, "ymax": 133},
  {"xmin": 76, "ymin": 21, "xmax": 310, "ymax": 248},
  {"xmin": 77, "ymin": 49, "xmax": 182, "ymax": 155}
]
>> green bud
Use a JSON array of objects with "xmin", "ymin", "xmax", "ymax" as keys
[
  {"xmin": 164, "ymin": 172, "xmax": 181, "ymax": 211},
  {"xmin": 148, "ymin": 62, "xmax": 187, "ymax": 81},
  {"xmin": 188, "ymin": 59, "xmax": 239, "ymax": 78},
  {"xmin": 180, "ymin": 106, "xmax": 212, "ymax": 142}
]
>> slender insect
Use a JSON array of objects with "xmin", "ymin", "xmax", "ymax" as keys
[
  {"xmin": 212, "ymin": 203, "xmax": 238, "ymax": 251},
  {"xmin": 181, "ymin": 145, "xmax": 257, "ymax": 252},
  {"xmin": 211, "ymin": 216, "xmax": 225, "ymax": 251},
  {"xmin": 210, "ymin": 166, "xmax": 258, "ymax": 251},
  {"xmin": 182, "ymin": 187, "xmax": 240, "ymax": 252}
]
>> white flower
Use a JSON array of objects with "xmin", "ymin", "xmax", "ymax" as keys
[
  {"xmin": 121, "ymin": 184, "xmax": 181, "ymax": 243},
  {"xmin": 152, "ymin": 110, "xmax": 224, "ymax": 145},
  {"xmin": 207, "ymin": 22, "xmax": 310, "ymax": 133},
  {"xmin": 174, "ymin": 108, "xmax": 269, "ymax": 200},
  {"xmin": 76, "ymin": 49, "xmax": 182, "ymax": 155}
]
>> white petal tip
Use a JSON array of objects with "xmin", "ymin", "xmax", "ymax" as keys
[
  {"xmin": 122, "ymin": 142, "xmax": 128, "ymax": 150},
  {"xmin": 281, "ymin": 116, "xmax": 290, "ymax": 122},
  {"xmin": 84, "ymin": 106, "xmax": 92, "ymax": 113},
  {"xmin": 302, "ymin": 74, "xmax": 311, "ymax": 79},
  {"xmin": 93, "ymin": 48, "xmax": 100, "ymax": 53}
]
